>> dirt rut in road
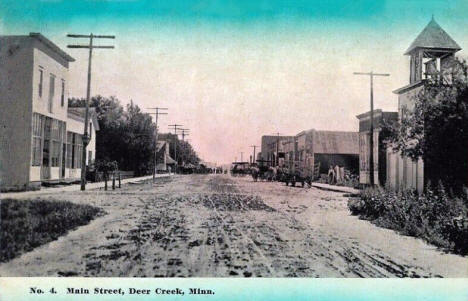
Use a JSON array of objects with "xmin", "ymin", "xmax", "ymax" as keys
[{"xmin": 1, "ymin": 175, "xmax": 462, "ymax": 277}]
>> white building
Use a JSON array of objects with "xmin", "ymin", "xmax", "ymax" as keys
[{"xmin": 0, "ymin": 33, "xmax": 98, "ymax": 191}]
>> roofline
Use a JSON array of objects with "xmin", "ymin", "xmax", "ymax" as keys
[
  {"xmin": 29, "ymin": 32, "xmax": 75, "ymax": 62},
  {"xmin": 67, "ymin": 107, "xmax": 100, "ymax": 131},
  {"xmin": 313, "ymin": 130, "xmax": 359, "ymax": 134},
  {"xmin": 404, "ymin": 46, "xmax": 461, "ymax": 55},
  {"xmin": 356, "ymin": 109, "xmax": 383, "ymax": 119},
  {"xmin": 393, "ymin": 80, "xmax": 425, "ymax": 94}
]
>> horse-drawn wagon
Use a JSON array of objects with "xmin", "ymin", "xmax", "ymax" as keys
[{"xmin": 280, "ymin": 161, "xmax": 320, "ymax": 187}]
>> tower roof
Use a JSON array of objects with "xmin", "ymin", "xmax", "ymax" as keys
[{"xmin": 405, "ymin": 18, "xmax": 461, "ymax": 55}]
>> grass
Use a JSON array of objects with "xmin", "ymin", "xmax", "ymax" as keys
[
  {"xmin": 0, "ymin": 198, "xmax": 104, "ymax": 262},
  {"xmin": 348, "ymin": 184, "xmax": 468, "ymax": 255}
]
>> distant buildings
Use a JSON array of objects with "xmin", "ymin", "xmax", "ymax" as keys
[
  {"xmin": 0, "ymin": 33, "xmax": 98, "ymax": 191},
  {"xmin": 155, "ymin": 140, "xmax": 176, "ymax": 172},
  {"xmin": 296, "ymin": 130, "xmax": 359, "ymax": 175},
  {"xmin": 260, "ymin": 135, "xmax": 293, "ymax": 166},
  {"xmin": 260, "ymin": 130, "xmax": 359, "ymax": 176}
]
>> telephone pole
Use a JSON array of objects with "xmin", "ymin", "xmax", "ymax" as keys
[
  {"xmin": 179, "ymin": 128, "xmax": 190, "ymax": 166},
  {"xmin": 67, "ymin": 33, "xmax": 115, "ymax": 191},
  {"xmin": 179, "ymin": 128, "xmax": 190, "ymax": 141},
  {"xmin": 250, "ymin": 145, "xmax": 259, "ymax": 164},
  {"xmin": 147, "ymin": 107, "xmax": 168, "ymax": 181},
  {"xmin": 168, "ymin": 124, "xmax": 183, "ymax": 172},
  {"xmin": 353, "ymin": 71, "xmax": 390, "ymax": 186}
]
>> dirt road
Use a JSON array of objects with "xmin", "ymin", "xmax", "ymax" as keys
[{"xmin": 1, "ymin": 175, "xmax": 467, "ymax": 277}]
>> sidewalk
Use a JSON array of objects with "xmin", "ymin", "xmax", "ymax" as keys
[
  {"xmin": 1, "ymin": 174, "xmax": 172, "ymax": 199},
  {"xmin": 311, "ymin": 182, "xmax": 360, "ymax": 195}
]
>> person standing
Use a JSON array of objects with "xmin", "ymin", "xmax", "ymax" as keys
[
  {"xmin": 334, "ymin": 165, "xmax": 341, "ymax": 185},
  {"xmin": 328, "ymin": 165, "xmax": 335, "ymax": 184}
]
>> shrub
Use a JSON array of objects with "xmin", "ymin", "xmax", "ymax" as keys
[
  {"xmin": 0, "ymin": 199, "xmax": 104, "ymax": 262},
  {"xmin": 348, "ymin": 183, "xmax": 468, "ymax": 255}
]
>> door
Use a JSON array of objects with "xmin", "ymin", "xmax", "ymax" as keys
[
  {"xmin": 41, "ymin": 118, "xmax": 51, "ymax": 179},
  {"xmin": 61, "ymin": 143, "xmax": 66, "ymax": 178},
  {"xmin": 41, "ymin": 139, "xmax": 50, "ymax": 179}
]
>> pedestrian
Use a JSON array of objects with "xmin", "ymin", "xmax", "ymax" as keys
[
  {"xmin": 334, "ymin": 165, "xmax": 341, "ymax": 185},
  {"xmin": 328, "ymin": 165, "xmax": 335, "ymax": 184}
]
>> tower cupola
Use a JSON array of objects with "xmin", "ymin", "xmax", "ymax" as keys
[{"xmin": 406, "ymin": 17, "xmax": 461, "ymax": 83}]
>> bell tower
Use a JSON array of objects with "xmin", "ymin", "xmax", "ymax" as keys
[{"xmin": 405, "ymin": 16, "xmax": 461, "ymax": 84}]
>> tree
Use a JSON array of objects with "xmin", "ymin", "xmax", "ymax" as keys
[
  {"xmin": 68, "ymin": 96, "xmax": 156, "ymax": 176},
  {"xmin": 159, "ymin": 133, "xmax": 201, "ymax": 166},
  {"xmin": 121, "ymin": 101, "xmax": 156, "ymax": 176},
  {"xmin": 388, "ymin": 57, "xmax": 468, "ymax": 192}
]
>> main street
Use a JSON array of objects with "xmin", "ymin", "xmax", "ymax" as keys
[{"xmin": 1, "ymin": 175, "xmax": 466, "ymax": 277}]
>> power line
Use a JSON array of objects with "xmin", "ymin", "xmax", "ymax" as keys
[
  {"xmin": 179, "ymin": 128, "xmax": 190, "ymax": 166},
  {"xmin": 250, "ymin": 145, "xmax": 259, "ymax": 164},
  {"xmin": 147, "ymin": 107, "xmax": 168, "ymax": 181},
  {"xmin": 67, "ymin": 33, "xmax": 115, "ymax": 191},
  {"xmin": 168, "ymin": 124, "xmax": 183, "ymax": 172},
  {"xmin": 179, "ymin": 128, "xmax": 190, "ymax": 141},
  {"xmin": 353, "ymin": 71, "xmax": 390, "ymax": 186}
]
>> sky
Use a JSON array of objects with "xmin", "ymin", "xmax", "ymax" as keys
[{"xmin": 2, "ymin": 0, "xmax": 468, "ymax": 164}]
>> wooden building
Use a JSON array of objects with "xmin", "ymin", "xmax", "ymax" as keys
[
  {"xmin": 356, "ymin": 110, "xmax": 397, "ymax": 186},
  {"xmin": 0, "ymin": 33, "xmax": 98, "ymax": 191},
  {"xmin": 387, "ymin": 17, "xmax": 461, "ymax": 193}
]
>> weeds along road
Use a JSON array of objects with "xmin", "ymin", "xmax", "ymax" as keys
[{"xmin": 1, "ymin": 174, "xmax": 467, "ymax": 277}]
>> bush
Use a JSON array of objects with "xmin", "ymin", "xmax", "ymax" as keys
[
  {"xmin": 0, "ymin": 199, "xmax": 104, "ymax": 262},
  {"xmin": 348, "ymin": 183, "xmax": 468, "ymax": 255}
]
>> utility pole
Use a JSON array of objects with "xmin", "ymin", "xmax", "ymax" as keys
[
  {"xmin": 250, "ymin": 145, "xmax": 259, "ymax": 164},
  {"xmin": 168, "ymin": 124, "xmax": 183, "ymax": 172},
  {"xmin": 67, "ymin": 33, "xmax": 115, "ymax": 191},
  {"xmin": 353, "ymin": 71, "xmax": 390, "ymax": 186},
  {"xmin": 179, "ymin": 128, "xmax": 190, "ymax": 141},
  {"xmin": 147, "ymin": 107, "xmax": 168, "ymax": 181},
  {"xmin": 179, "ymin": 128, "xmax": 190, "ymax": 166}
]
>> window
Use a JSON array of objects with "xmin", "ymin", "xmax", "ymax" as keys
[
  {"xmin": 42, "ymin": 139, "xmax": 50, "ymax": 167},
  {"xmin": 51, "ymin": 141, "xmax": 61, "ymax": 167},
  {"xmin": 61, "ymin": 80, "xmax": 65, "ymax": 107},
  {"xmin": 48, "ymin": 74, "xmax": 55, "ymax": 113},
  {"xmin": 42, "ymin": 118, "xmax": 51, "ymax": 167},
  {"xmin": 74, "ymin": 134, "xmax": 83, "ymax": 169},
  {"xmin": 66, "ymin": 132, "xmax": 73, "ymax": 168},
  {"xmin": 31, "ymin": 113, "xmax": 43, "ymax": 166},
  {"xmin": 38, "ymin": 69, "xmax": 43, "ymax": 97},
  {"xmin": 50, "ymin": 120, "xmax": 59, "ymax": 167}
]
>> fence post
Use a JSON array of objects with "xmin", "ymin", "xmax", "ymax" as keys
[
  {"xmin": 118, "ymin": 172, "xmax": 121, "ymax": 188},
  {"xmin": 104, "ymin": 173, "xmax": 108, "ymax": 191},
  {"xmin": 112, "ymin": 172, "xmax": 115, "ymax": 190}
]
